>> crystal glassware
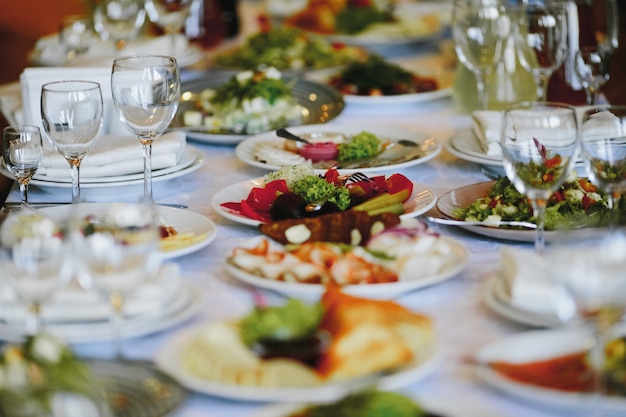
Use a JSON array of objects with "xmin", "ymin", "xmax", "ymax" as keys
[
  {"xmin": 93, "ymin": 0, "xmax": 147, "ymax": 51},
  {"xmin": 111, "ymin": 54, "xmax": 180, "ymax": 203},
  {"xmin": 452, "ymin": 0, "xmax": 509, "ymax": 110},
  {"xmin": 500, "ymin": 101, "xmax": 579, "ymax": 252},
  {"xmin": 73, "ymin": 202, "xmax": 162, "ymax": 359},
  {"xmin": 0, "ymin": 210, "xmax": 72, "ymax": 335},
  {"xmin": 144, "ymin": 0, "xmax": 193, "ymax": 55},
  {"xmin": 575, "ymin": 47, "xmax": 612, "ymax": 105},
  {"xmin": 2, "ymin": 125, "xmax": 43, "ymax": 207},
  {"xmin": 580, "ymin": 105, "xmax": 626, "ymax": 228},
  {"xmin": 40, "ymin": 80, "xmax": 103, "ymax": 203},
  {"xmin": 516, "ymin": 0, "xmax": 569, "ymax": 102}
]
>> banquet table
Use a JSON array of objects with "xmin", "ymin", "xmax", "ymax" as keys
[{"xmin": 0, "ymin": 9, "xmax": 613, "ymax": 417}]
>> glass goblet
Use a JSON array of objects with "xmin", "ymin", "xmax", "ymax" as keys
[
  {"xmin": 40, "ymin": 80, "xmax": 103, "ymax": 204},
  {"xmin": 516, "ymin": 0, "xmax": 569, "ymax": 102},
  {"xmin": 93, "ymin": 0, "xmax": 147, "ymax": 51},
  {"xmin": 580, "ymin": 105, "xmax": 626, "ymax": 228},
  {"xmin": 500, "ymin": 101, "xmax": 579, "ymax": 253},
  {"xmin": 0, "ymin": 210, "xmax": 72, "ymax": 335},
  {"xmin": 73, "ymin": 203, "xmax": 161, "ymax": 359},
  {"xmin": 575, "ymin": 47, "xmax": 612, "ymax": 105},
  {"xmin": 144, "ymin": 0, "xmax": 193, "ymax": 55},
  {"xmin": 452, "ymin": 0, "xmax": 509, "ymax": 110},
  {"xmin": 111, "ymin": 55, "xmax": 180, "ymax": 203},
  {"xmin": 2, "ymin": 125, "xmax": 43, "ymax": 207}
]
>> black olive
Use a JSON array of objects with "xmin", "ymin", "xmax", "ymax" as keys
[{"xmin": 270, "ymin": 192, "xmax": 307, "ymax": 220}]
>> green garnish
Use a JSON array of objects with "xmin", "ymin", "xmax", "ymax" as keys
[
  {"xmin": 335, "ymin": 5, "xmax": 394, "ymax": 34},
  {"xmin": 332, "ymin": 55, "xmax": 414, "ymax": 94},
  {"xmin": 210, "ymin": 69, "xmax": 292, "ymax": 109},
  {"xmin": 291, "ymin": 175, "xmax": 351, "ymax": 210},
  {"xmin": 337, "ymin": 131, "xmax": 382, "ymax": 161}
]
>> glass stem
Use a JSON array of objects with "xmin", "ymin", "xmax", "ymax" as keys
[
  {"xmin": 530, "ymin": 198, "xmax": 548, "ymax": 253},
  {"xmin": 109, "ymin": 291, "xmax": 125, "ymax": 360},
  {"xmin": 607, "ymin": 191, "xmax": 621, "ymax": 230},
  {"xmin": 476, "ymin": 69, "xmax": 489, "ymax": 110},
  {"xmin": 26, "ymin": 302, "xmax": 42, "ymax": 335},
  {"xmin": 586, "ymin": 86, "xmax": 598, "ymax": 105},
  {"xmin": 535, "ymin": 74, "xmax": 549, "ymax": 102},
  {"xmin": 140, "ymin": 139, "xmax": 154, "ymax": 204},
  {"xmin": 68, "ymin": 159, "xmax": 82, "ymax": 204},
  {"xmin": 18, "ymin": 181, "xmax": 28, "ymax": 206}
]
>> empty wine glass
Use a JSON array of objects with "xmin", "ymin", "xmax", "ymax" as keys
[
  {"xmin": 2, "ymin": 125, "xmax": 43, "ymax": 207},
  {"xmin": 500, "ymin": 101, "xmax": 579, "ymax": 252},
  {"xmin": 93, "ymin": 0, "xmax": 147, "ymax": 51},
  {"xmin": 575, "ymin": 47, "xmax": 612, "ymax": 105},
  {"xmin": 580, "ymin": 105, "xmax": 626, "ymax": 228},
  {"xmin": 552, "ymin": 233, "xmax": 626, "ymax": 415},
  {"xmin": 452, "ymin": 0, "xmax": 509, "ymax": 110},
  {"xmin": 111, "ymin": 55, "xmax": 180, "ymax": 203},
  {"xmin": 144, "ymin": 0, "xmax": 193, "ymax": 55},
  {"xmin": 516, "ymin": 0, "xmax": 569, "ymax": 102},
  {"xmin": 73, "ymin": 203, "xmax": 161, "ymax": 359},
  {"xmin": 0, "ymin": 210, "xmax": 72, "ymax": 335},
  {"xmin": 41, "ymin": 80, "xmax": 103, "ymax": 204}
]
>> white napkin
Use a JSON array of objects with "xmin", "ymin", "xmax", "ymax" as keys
[
  {"xmin": 37, "ymin": 131, "xmax": 186, "ymax": 178},
  {"xmin": 581, "ymin": 110, "xmax": 626, "ymax": 141},
  {"xmin": 471, "ymin": 110, "xmax": 503, "ymax": 156},
  {"xmin": 0, "ymin": 263, "xmax": 181, "ymax": 323},
  {"xmin": 498, "ymin": 246, "xmax": 575, "ymax": 318},
  {"xmin": 30, "ymin": 34, "xmax": 193, "ymax": 68}
]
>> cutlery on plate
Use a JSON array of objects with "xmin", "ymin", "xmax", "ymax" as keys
[
  {"xmin": 425, "ymin": 216, "xmax": 537, "ymax": 229},
  {"xmin": 275, "ymin": 127, "xmax": 311, "ymax": 144},
  {"xmin": 2, "ymin": 202, "xmax": 189, "ymax": 210}
]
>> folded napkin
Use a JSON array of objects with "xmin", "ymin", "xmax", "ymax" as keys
[
  {"xmin": 36, "ymin": 131, "xmax": 186, "ymax": 179},
  {"xmin": 498, "ymin": 246, "xmax": 575, "ymax": 319},
  {"xmin": 581, "ymin": 110, "xmax": 625, "ymax": 141},
  {"xmin": 472, "ymin": 110, "xmax": 503, "ymax": 157},
  {"xmin": 0, "ymin": 263, "xmax": 182, "ymax": 324},
  {"xmin": 30, "ymin": 34, "xmax": 193, "ymax": 68}
]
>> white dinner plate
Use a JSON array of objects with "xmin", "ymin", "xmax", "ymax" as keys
[
  {"xmin": 26, "ymin": 146, "xmax": 205, "ymax": 188},
  {"xmin": 224, "ymin": 235, "xmax": 468, "ymax": 300},
  {"xmin": 0, "ymin": 281, "xmax": 201, "ymax": 344},
  {"xmin": 36, "ymin": 203, "xmax": 217, "ymax": 259},
  {"xmin": 304, "ymin": 54, "xmax": 454, "ymax": 105},
  {"xmin": 436, "ymin": 181, "xmax": 614, "ymax": 243},
  {"xmin": 475, "ymin": 326, "xmax": 626, "ymax": 415},
  {"xmin": 235, "ymin": 124, "xmax": 441, "ymax": 174},
  {"xmin": 154, "ymin": 322, "xmax": 440, "ymax": 402},
  {"xmin": 210, "ymin": 178, "xmax": 436, "ymax": 227}
]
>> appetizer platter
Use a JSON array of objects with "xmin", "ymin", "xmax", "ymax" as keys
[
  {"xmin": 170, "ymin": 68, "xmax": 344, "ymax": 145},
  {"xmin": 475, "ymin": 326, "xmax": 626, "ymax": 414},
  {"xmin": 155, "ymin": 288, "xmax": 440, "ymax": 402},
  {"xmin": 235, "ymin": 124, "xmax": 441, "ymax": 173}
]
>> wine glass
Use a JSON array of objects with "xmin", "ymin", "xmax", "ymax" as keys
[
  {"xmin": 580, "ymin": 105, "xmax": 626, "ymax": 228},
  {"xmin": 0, "ymin": 209, "xmax": 72, "ymax": 335},
  {"xmin": 575, "ymin": 47, "xmax": 612, "ymax": 105},
  {"xmin": 111, "ymin": 55, "xmax": 180, "ymax": 203},
  {"xmin": 93, "ymin": 0, "xmax": 147, "ymax": 51},
  {"xmin": 144, "ymin": 0, "xmax": 193, "ymax": 55},
  {"xmin": 40, "ymin": 80, "xmax": 104, "ymax": 204},
  {"xmin": 2, "ymin": 125, "xmax": 43, "ymax": 207},
  {"xmin": 516, "ymin": 0, "xmax": 569, "ymax": 102},
  {"xmin": 552, "ymin": 233, "xmax": 626, "ymax": 415},
  {"xmin": 73, "ymin": 203, "xmax": 161, "ymax": 359},
  {"xmin": 452, "ymin": 0, "xmax": 509, "ymax": 110},
  {"xmin": 500, "ymin": 101, "xmax": 579, "ymax": 253}
]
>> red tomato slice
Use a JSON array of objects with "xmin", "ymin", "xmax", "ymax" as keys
[{"xmin": 384, "ymin": 173, "xmax": 413, "ymax": 199}]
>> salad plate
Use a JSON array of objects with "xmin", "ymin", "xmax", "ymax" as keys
[
  {"xmin": 304, "ymin": 53, "xmax": 454, "ymax": 105},
  {"xmin": 169, "ymin": 72, "xmax": 344, "ymax": 145},
  {"xmin": 36, "ymin": 203, "xmax": 217, "ymax": 259},
  {"xmin": 235, "ymin": 124, "xmax": 441, "ymax": 174},
  {"xmin": 224, "ymin": 234, "xmax": 468, "ymax": 300},
  {"xmin": 211, "ymin": 178, "xmax": 437, "ymax": 227},
  {"xmin": 154, "ymin": 322, "xmax": 440, "ymax": 402},
  {"xmin": 475, "ymin": 326, "xmax": 626, "ymax": 415}
]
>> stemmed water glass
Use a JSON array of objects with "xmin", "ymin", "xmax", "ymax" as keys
[
  {"xmin": 580, "ymin": 105, "xmax": 626, "ymax": 228},
  {"xmin": 73, "ymin": 203, "xmax": 161, "ymax": 359},
  {"xmin": 144, "ymin": 0, "xmax": 193, "ymax": 56},
  {"xmin": 2, "ymin": 125, "xmax": 43, "ymax": 207},
  {"xmin": 111, "ymin": 55, "xmax": 180, "ymax": 203},
  {"xmin": 0, "ymin": 210, "xmax": 72, "ymax": 335},
  {"xmin": 452, "ymin": 0, "xmax": 509, "ymax": 110},
  {"xmin": 516, "ymin": 0, "xmax": 569, "ymax": 102},
  {"xmin": 93, "ymin": 0, "xmax": 147, "ymax": 51},
  {"xmin": 40, "ymin": 80, "xmax": 103, "ymax": 204},
  {"xmin": 575, "ymin": 47, "xmax": 612, "ymax": 105},
  {"xmin": 500, "ymin": 102, "xmax": 579, "ymax": 253}
]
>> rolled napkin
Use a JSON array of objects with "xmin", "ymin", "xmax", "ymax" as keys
[
  {"xmin": 0, "ymin": 263, "xmax": 182, "ymax": 324},
  {"xmin": 36, "ymin": 131, "xmax": 186, "ymax": 179},
  {"xmin": 471, "ymin": 110, "xmax": 502, "ymax": 157},
  {"xmin": 498, "ymin": 246, "xmax": 575, "ymax": 319}
]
